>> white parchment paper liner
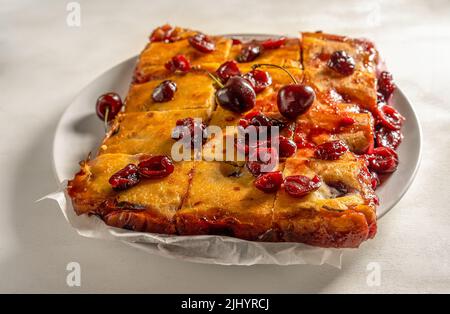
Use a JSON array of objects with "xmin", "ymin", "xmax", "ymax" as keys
[{"xmin": 42, "ymin": 182, "xmax": 343, "ymax": 267}]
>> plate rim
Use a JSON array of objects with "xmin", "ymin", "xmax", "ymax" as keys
[{"xmin": 52, "ymin": 33, "xmax": 423, "ymax": 220}]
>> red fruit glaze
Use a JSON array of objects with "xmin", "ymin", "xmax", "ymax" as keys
[
  {"xmin": 366, "ymin": 147, "xmax": 398, "ymax": 174},
  {"xmin": 138, "ymin": 156, "xmax": 175, "ymax": 179},
  {"xmin": 109, "ymin": 164, "xmax": 140, "ymax": 191},
  {"xmin": 261, "ymin": 37, "xmax": 287, "ymax": 49},
  {"xmin": 378, "ymin": 71, "xmax": 396, "ymax": 100},
  {"xmin": 284, "ymin": 175, "xmax": 322, "ymax": 198},
  {"xmin": 375, "ymin": 127, "xmax": 403, "ymax": 150},
  {"xmin": 314, "ymin": 140, "xmax": 348, "ymax": 160},
  {"xmin": 188, "ymin": 33, "xmax": 215, "ymax": 53},
  {"xmin": 165, "ymin": 55, "xmax": 191, "ymax": 72},
  {"xmin": 254, "ymin": 171, "xmax": 283, "ymax": 193}
]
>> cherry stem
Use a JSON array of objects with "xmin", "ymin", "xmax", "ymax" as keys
[
  {"xmin": 252, "ymin": 63, "xmax": 298, "ymax": 84},
  {"xmin": 207, "ymin": 72, "xmax": 224, "ymax": 88},
  {"xmin": 104, "ymin": 107, "xmax": 109, "ymax": 133}
]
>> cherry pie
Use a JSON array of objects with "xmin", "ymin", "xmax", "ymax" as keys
[{"xmin": 68, "ymin": 25, "xmax": 404, "ymax": 248}]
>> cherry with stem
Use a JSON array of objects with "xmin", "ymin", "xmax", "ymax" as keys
[{"xmin": 252, "ymin": 64, "xmax": 315, "ymax": 120}]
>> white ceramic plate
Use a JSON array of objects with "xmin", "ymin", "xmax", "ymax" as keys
[{"xmin": 53, "ymin": 34, "xmax": 422, "ymax": 219}]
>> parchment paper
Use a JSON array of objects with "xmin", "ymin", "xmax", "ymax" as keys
[{"xmin": 42, "ymin": 183, "xmax": 344, "ymax": 267}]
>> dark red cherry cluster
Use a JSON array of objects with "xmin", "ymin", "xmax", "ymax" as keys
[
  {"xmin": 109, "ymin": 156, "xmax": 175, "ymax": 191},
  {"xmin": 211, "ymin": 62, "xmax": 315, "ymax": 120},
  {"xmin": 238, "ymin": 112, "xmax": 296, "ymax": 159},
  {"xmin": 254, "ymin": 170, "xmax": 322, "ymax": 197}
]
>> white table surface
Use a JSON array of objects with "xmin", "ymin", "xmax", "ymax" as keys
[{"xmin": 1, "ymin": 0, "xmax": 449, "ymax": 293}]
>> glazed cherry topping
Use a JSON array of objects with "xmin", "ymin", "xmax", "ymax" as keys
[
  {"xmin": 284, "ymin": 175, "xmax": 322, "ymax": 198},
  {"xmin": 327, "ymin": 50, "xmax": 356, "ymax": 76},
  {"xmin": 378, "ymin": 71, "xmax": 396, "ymax": 100},
  {"xmin": 138, "ymin": 156, "xmax": 175, "ymax": 179},
  {"xmin": 339, "ymin": 116, "xmax": 355, "ymax": 127},
  {"xmin": 96, "ymin": 92, "xmax": 123, "ymax": 121},
  {"xmin": 109, "ymin": 164, "xmax": 140, "ymax": 191},
  {"xmin": 243, "ymin": 69, "xmax": 272, "ymax": 93},
  {"xmin": 152, "ymin": 80, "xmax": 177, "ymax": 102},
  {"xmin": 370, "ymin": 171, "xmax": 380, "ymax": 190},
  {"xmin": 246, "ymin": 147, "xmax": 277, "ymax": 176},
  {"xmin": 172, "ymin": 117, "xmax": 208, "ymax": 145},
  {"xmin": 150, "ymin": 24, "xmax": 178, "ymax": 43},
  {"xmin": 261, "ymin": 37, "xmax": 287, "ymax": 49},
  {"xmin": 165, "ymin": 55, "xmax": 191, "ymax": 73},
  {"xmin": 188, "ymin": 33, "xmax": 215, "ymax": 53},
  {"xmin": 366, "ymin": 147, "xmax": 398, "ymax": 174},
  {"xmin": 254, "ymin": 171, "xmax": 283, "ymax": 193},
  {"xmin": 376, "ymin": 105, "xmax": 404, "ymax": 130},
  {"xmin": 277, "ymin": 136, "xmax": 297, "ymax": 157},
  {"xmin": 236, "ymin": 44, "xmax": 261, "ymax": 63},
  {"xmin": 375, "ymin": 127, "xmax": 403, "ymax": 150},
  {"xmin": 314, "ymin": 140, "xmax": 348, "ymax": 160},
  {"xmin": 216, "ymin": 76, "xmax": 256, "ymax": 113},
  {"xmin": 216, "ymin": 61, "xmax": 241, "ymax": 83},
  {"xmin": 242, "ymin": 112, "xmax": 285, "ymax": 129},
  {"xmin": 232, "ymin": 38, "xmax": 242, "ymax": 45},
  {"xmin": 277, "ymin": 84, "xmax": 315, "ymax": 119}
]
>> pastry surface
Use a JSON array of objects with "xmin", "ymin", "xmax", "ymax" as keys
[{"xmin": 68, "ymin": 26, "xmax": 403, "ymax": 248}]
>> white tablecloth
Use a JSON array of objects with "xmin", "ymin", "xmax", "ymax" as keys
[{"xmin": 1, "ymin": 0, "xmax": 449, "ymax": 293}]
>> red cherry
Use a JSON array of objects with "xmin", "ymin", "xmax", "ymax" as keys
[
  {"xmin": 366, "ymin": 147, "xmax": 398, "ymax": 174},
  {"xmin": 254, "ymin": 171, "xmax": 283, "ymax": 193},
  {"xmin": 277, "ymin": 84, "xmax": 315, "ymax": 119},
  {"xmin": 375, "ymin": 127, "xmax": 403, "ymax": 150},
  {"xmin": 232, "ymin": 38, "xmax": 242, "ymax": 45},
  {"xmin": 150, "ymin": 24, "xmax": 178, "ymax": 43},
  {"xmin": 339, "ymin": 117, "xmax": 355, "ymax": 127},
  {"xmin": 171, "ymin": 117, "xmax": 207, "ymax": 146},
  {"xmin": 138, "ymin": 156, "xmax": 174, "ymax": 179},
  {"xmin": 277, "ymin": 136, "xmax": 297, "ymax": 157},
  {"xmin": 109, "ymin": 164, "xmax": 140, "ymax": 191},
  {"xmin": 236, "ymin": 44, "xmax": 261, "ymax": 63},
  {"xmin": 188, "ymin": 33, "xmax": 215, "ymax": 53},
  {"xmin": 376, "ymin": 105, "xmax": 404, "ymax": 130},
  {"xmin": 246, "ymin": 147, "xmax": 277, "ymax": 176},
  {"xmin": 96, "ymin": 92, "xmax": 123, "ymax": 121},
  {"xmin": 261, "ymin": 37, "xmax": 287, "ymax": 49},
  {"xmin": 378, "ymin": 71, "xmax": 396, "ymax": 100},
  {"xmin": 243, "ymin": 69, "xmax": 272, "ymax": 93},
  {"xmin": 284, "ymin": 175, "xmax": 321, "ymax": 198},
  {"xmin": 327, "ymin": 50, "xmax": 356, "ymax": 76},
  {"xmin": 152, "ymin": 80, "xmax": 177, "ymax": 102},
  {"xmin": 216, "ymin": 76, "xmax": 256, "ymax": 113},
  {"xmin": 165, "ymin": 55, "xmax": 191, "ymax": 72},
  {"xmin": 216, "ymin": 61, "xmax": 241, "ymax": 83},
  {"xmin": 314, "ymin": 140, "xmax": 348, "ymax": 160}
]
